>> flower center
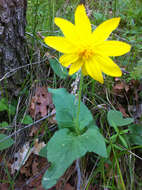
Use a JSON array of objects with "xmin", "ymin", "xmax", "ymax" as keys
[{"xmin": 79, "ymin": 49, "xmax": 94, "ymax": 60}]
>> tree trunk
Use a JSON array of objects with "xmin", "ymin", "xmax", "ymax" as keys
[
  {"xmin": 0, "ymin": 0, "xmax": 28, "ymax": 81},
  {"xmin": 0, "ymin": 0, "xmax": 29, "ymax": 155}
]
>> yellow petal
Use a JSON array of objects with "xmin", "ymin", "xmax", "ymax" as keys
[
  {"xmin": 81, "ymin": 64, "xmax": 88, "ymax": 76},
  {"xmin": 69, "ymin": 60, "xmax": 83, "ymax": 75},
  {"xmin": 92, "ymin": 17, "xmax": 120, "ymax": 44},
  {"xmin": 54, "ymin": 17, "xmax": 77, "ymax": 42},
  {"xmin": 44, "ymin": 36, "xmax": 75, "ymax": 53},
  {"xmin": 75, "ymin": 4, "xmax": 92, "ymax": 40},
  {"xmin": 95, "ymin": 54, "xmax": 122, "ymax": 77},
  {"xmin": 96, "ymin": 41, "xmax": 131, "ymax": 56},
  {"xmin": 59, "ymin": 54, "xmax": 79, "ymax": 67},
  {"xmin": 85, "ymin": 57, "xmax": 104, "ymax": 83}
]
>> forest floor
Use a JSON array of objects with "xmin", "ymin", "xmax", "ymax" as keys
[{"xmin": 0, "ymin": 0, "xmax": 142, "ymax": 190}]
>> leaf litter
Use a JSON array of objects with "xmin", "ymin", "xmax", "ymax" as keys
[{"xmin": 29, "ymin": 86, "xmax": 53, "ymax": 118}]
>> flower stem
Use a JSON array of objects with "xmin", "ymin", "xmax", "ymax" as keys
[{"xmin": 76, "ymin": 72, "xmax": 84, "ymax": 134}]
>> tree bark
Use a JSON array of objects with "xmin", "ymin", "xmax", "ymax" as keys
[{"xmin": 0, "ymin": 0, "xmax": 28, "ymax": 80}]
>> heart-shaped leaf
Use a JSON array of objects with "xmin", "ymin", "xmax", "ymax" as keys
[
  {"xmin": 107, "ymin": 110, "xmax": 134, "ymax": 127},
  {"xmin": 41, "ymin": 127, "xmax": 107, "ymax": 189},
  {"xmin": 48, "ymin": 88, "xmax": 94, "ymax": 130}
]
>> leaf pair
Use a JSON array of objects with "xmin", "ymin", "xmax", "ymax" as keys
[{"xmin": 40, "ymin": 88, "xmax": 107, "ymax": 189}]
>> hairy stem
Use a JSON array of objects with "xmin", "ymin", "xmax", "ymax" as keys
[{"xmin": 75, "ymin": 72, "xmax": 84, "ymax": 134}]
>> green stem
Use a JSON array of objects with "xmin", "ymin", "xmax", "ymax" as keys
[
  {"xmin": 112, "ymin": 146, "xmax": 126, "ymax": 190},
  {"xmin": 76, "ymin": 72, "xmax": 84, "ymax": 134},
  {"xmin": 107, "ymin": 125, "xmax": 126, "ymax": 190}
]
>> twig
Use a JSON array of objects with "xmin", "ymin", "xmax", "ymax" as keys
[
  {"xmin": 13, "ymin": 97, "xmax": 21, "ymax": 145},
  {"xmin": 0, "ymin": 112, "xmax": 55, "ymax": 144},
  {"xmin": 0, "ymin": 57, "xmax": 48, "ymax": 82},
  {"xmin": 15, "ymin": 164, "xmax": 50, "ymax": 190},
  {"xmin": 83, "ymin": 158, "xmax": 99, "ymax": 190}
]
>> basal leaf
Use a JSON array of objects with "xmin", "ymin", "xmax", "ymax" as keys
[
  {"xmin": 0, "ymin": 134, "xmax": 14, "ymax": 151},
  {"xmin": 48, "ymin": 88, "xmax": 94, "ymax": 130},
  {"xmin": 42, "ymin": 127, "xmax": 107, "ymax": 189},
  {"xmin": 107, "ymin": 110, "xmax": 134, "ymax": 127}
]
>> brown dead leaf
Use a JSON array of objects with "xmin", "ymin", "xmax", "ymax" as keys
[
  {"xmin": 20, "ymin": 156, "xmax": 32, "ymax": 177},
  {"xmin": 0, "ymin": 184, "xmax": 9, "ymax": 190},
  {"xmin": 29, "ymin": 126, "xmax": 38, "ymax": 137},
  {"xmin": 28, "ymin": 174, "xmax": 43, "ymax": 189},
  {"xmin": 113, "ymin": 81, "xmax": 129, "ymax": 96},
  {"xmin": 63, "ymin": 183, "xmax": 74, "ymax": 190},
  {"xmin": 114, "ymin": 81, "xmax": 125, "ymax": 90},
  {"xmin": 26, "ymin": 156, "xmax": 49, "ymax": 188},
  {"xmin": 88, "ymin": 186, "xmax": 96, "ymax": 190},
  {"xmin": 33, "ymin": 140, "xmax": 46, "ymax": 155},
  {"xmin": 34, "ymin": 185, "xmax": 46, "ymax": 190},
  {"xmin": 32, "ymin": 158, "xmax": 39, "ymax": 175},
  {"xmin": 117, "ymin": 104, "xmax": 129, "ymax": 117},
  {"xmin": 29, "ymin": 86, "xmax": 53, "ymax": 118},
  {"xmin": 48, "ymin": 108, "xmax": 57, "ymax": 124}
]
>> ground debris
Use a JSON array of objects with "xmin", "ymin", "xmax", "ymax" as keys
[{"xmin": 29, "ymin": 86, "xmax": 53, "ymax": 118}]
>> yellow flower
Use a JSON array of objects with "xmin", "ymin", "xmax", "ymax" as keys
[{"xmin": 44, "ymin": 4, "xmax": 131, "ymax": 83}]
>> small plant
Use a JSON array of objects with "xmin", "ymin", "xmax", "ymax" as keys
[
  {"xmin": 107, "ymin": 109, "xmax": 134, "ymax": 150},
  {"xmin": 40, "ymin": 4, "xmax": 131, "ymax": 189},
  {"xmin": 0, "ymin": 97, "xmax": 33, "ymax": 151},
  {"xmin": 106, "ymin": 110, "xmax": 134, "ymax": 190}
]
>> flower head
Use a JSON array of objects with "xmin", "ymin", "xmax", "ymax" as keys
[{"xmin": 44, "ymin": 4, "xmax": 131, "ymax": 83}]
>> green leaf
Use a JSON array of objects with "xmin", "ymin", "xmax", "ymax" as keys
[
  {"xmin": 21, "ymin": 115, "xmax": 33, "ymax": 125},
  {"xmin": 0, "ymin": 122, "xmax": 9, "ymax": 128},
  {"xmin": 93, "ymin": 12, "xmax": 106, "ymax": 24},
  {"xmin": 128, "ymin": 124, "xmax": 142, "ymax": 145},
  {"xmin": 0, "ymin": 98, "xmax": 8, "ymax": 111},
  {"xmin": 107, "ymin": 110, "xmax": 134, "ymax": 127},
  {"xmin": 119, "ymin": 135, "xmax": 128, "ymax": 148},
  {"xmin": 8, "ymin": 104, "xmax": 16, "ymax": 115},
  {"xmin": 42, "ymin": 127, "xmax": 107, "ymax": 189},
  {"xmin": 129, "ymin": 124, "xmax": 142, "ymax": 135},
  {"xmin": 0, "ymin": 134, "xmax": 14, "ymax": 151},
  {"xmin": 110, "ymin": 134, "xmax": 118, "ymax": 143},
  {"xmin": 48, "ymin": 88, "xmax": 94, "ymax": 130},
  {"xmin": 128, "ymin": 134, "xmax": 142, "ymax": 146},
  {"xmin": 49, "ymin": 58, "xmax": 68, "ymax": 79},
  {"xmin": 112, "ymin": 144, "xmax": 124, "ymax": 151},
  {"xmin": 0, "ymin": 98, "xmax": 16, "ymax": 115},
  {"xmin": 39, "ymin": 144, "xmax": 48, "ymax": 158}
]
